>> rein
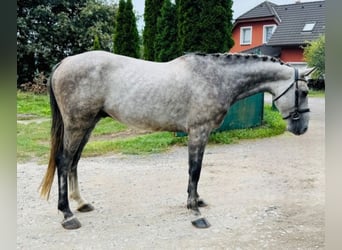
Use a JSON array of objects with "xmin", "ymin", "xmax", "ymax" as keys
[{"xmin": 273, "ymin": 68, "xmax": 310, "ymax": 121}]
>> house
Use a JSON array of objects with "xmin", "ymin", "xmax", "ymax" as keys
[{"xmin": 230, "ymin": 0, "xmax": 325, "ymax": 69}]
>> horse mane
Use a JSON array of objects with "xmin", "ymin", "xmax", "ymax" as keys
[{"xmin": 187, "ymin": 52, "xmax": 291, "ymax": 67}]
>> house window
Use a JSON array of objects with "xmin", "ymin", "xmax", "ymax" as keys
[
  {"xmin": 302, "ymin": 22, "xmax": 316, "ymax": 32},
  {"xmin": 263, "ymin": 25, "xmax": 276, "ymax": 43},
  {"xmin": 240, "ymin": 26, "xmax": 252, "ymax": 45}
]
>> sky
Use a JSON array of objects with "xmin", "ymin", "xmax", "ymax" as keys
[{"xmin": 129, "ymin": 0, "xmax": 323, "ymax": 31}]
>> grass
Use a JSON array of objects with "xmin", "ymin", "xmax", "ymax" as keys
[
  {"xmin": 209, "ymin": 105, "xmax": 286, "ymax": 144},
  {"xmin": 80, "ymin": 105, "xmax": 285, "ymax": 157},
  {"xmin": 309, "ymin": 90, "xmax": 325, "ymax": 98},
  {"xmin": 17, "ymin": 91, "xmax": 50, "ymax": 117},
  {"xmin": 17, "ymin": 91, "xmax": 287, "ymax": 163},
  {"xmin": 17, "ymin": 121, "xmax": 51, "ymax": 162},
  {"xmin": 92, "ymin": 117, "xmax": 128, "ymax": 136},
  {"xmin": 83, "ymin": 132, "xmax": 187, "ymax": 156}
]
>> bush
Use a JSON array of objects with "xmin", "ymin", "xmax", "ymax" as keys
[
  {"xmin": 303, "ymin": 35, "xmax": 325, "ymax": 79},
  {"xmin": 307, "ymin": 78, "xmax": 325, "ymax": 91}
]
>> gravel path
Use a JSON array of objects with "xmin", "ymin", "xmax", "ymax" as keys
[{"xmin": 17, "ymin": 96, "xmax": 325, "ymax": 249}]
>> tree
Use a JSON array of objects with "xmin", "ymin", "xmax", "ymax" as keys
[
  {"xmin": 93, "ymin": 34, "xmax": 102, "ymax": 50},
  {"xmin": 199, "ymin": 0, "xmax": 234, "ymax": 53},
  {"xmin": 177, "ymin": 0, "xmax": 234, "ymax": 53},
  {"xmin": 154, "ymin": 0, "xmax": 179, "ymax": 61},
  {"xmin": 143, "ymin": 0, "xmax": 164, "ymax": 60},
  {"xmin": 17, "ymin": 0, "xmax": 88, "ymax": 85},
  {"xmin": 177, "ymin": 0, "xmax": 202, "ymax": 53},
  {"xmin": 79, "ymin": 0, "xmax": 117, "ymax": 52},
  {"xmin": 113, "ymin": 0, "xmax": 140, "ymax": 58},
  {"xmin": 303, "ymin": 35, "xmax": 325, "ymax": 78},
  {"xmin": 17, "ymin": 0, "xmax": 117, "ymax": 87}
]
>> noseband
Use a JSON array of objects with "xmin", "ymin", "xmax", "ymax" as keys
[{"xmin": 273, "ymin": 68, "xmax": 310, "ymax": 121}]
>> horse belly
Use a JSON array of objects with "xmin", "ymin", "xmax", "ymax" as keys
[
  {"xmin": 104, "ymin": 87, "xmax": 189, "ymax": 132},
  {"xmin": 105, "ymin": 101, "xmax": 188, "ymax": 132}
]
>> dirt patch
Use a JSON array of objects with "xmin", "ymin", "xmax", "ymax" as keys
[
  {"xmin": 92, "ymin": 128, "xmax": 152, "ymax": 141},
  {"xmin": 17, "ymin": 97, "xmax": 324, "ymax": 249},
  {"xmin": 17, "ymin": 114, "xmax": 50, "ymax": 125}
]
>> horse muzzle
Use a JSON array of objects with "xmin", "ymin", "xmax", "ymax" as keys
[{"xmin": 287, "ymin": 120, "xmax": 309, "ymax": 136}]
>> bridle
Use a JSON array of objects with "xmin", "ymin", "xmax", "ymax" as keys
[{"xmin": 273, "ymin": 68, "xmax": 310, "ymax": 121}]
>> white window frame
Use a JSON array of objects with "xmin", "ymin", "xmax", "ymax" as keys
[
  {"xmin": 240, "ymin": 26, "xmax": 252, "ymax": 45},
  {"xmin": 263, "ymin": 24, "xmax": 276, "ymax": 44}
]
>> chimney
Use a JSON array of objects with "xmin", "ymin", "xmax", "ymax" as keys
[{"xmin": 295, "ymin": 0, "xmax": 301, "ymax": 3}]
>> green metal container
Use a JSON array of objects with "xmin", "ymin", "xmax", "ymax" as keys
[
  {"xmin": 215, "ymin": 93, "xmax": 264, "ymax": 131},
  {"xmin": 176, "ymin": 93, "xmax": 264, "ymax": 136}
]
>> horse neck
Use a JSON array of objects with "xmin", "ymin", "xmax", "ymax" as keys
[{"xmin": 225, "ymin": 61, "xmax": 294, "ymax": 102}]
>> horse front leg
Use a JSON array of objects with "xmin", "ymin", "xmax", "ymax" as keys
[
  {"xmin": 187, "ymin": 127, "xmax": 211, "ymax": 228},
  {"xmin": 187, "ymin": 147, "xmax": 205, "ymax": 212}
]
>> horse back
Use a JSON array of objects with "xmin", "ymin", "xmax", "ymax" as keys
[{"xmin": 51, "ymin": 51, "xmax": 196, "ymax": 131}]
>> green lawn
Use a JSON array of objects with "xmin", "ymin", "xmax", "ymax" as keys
[
  {"xmin": 17, "ymin": 91, "xmax": 286, "ymax": 163},
  {"xmin": 309, "ymin": 90, "xmax": 325, "ymax": 98}
]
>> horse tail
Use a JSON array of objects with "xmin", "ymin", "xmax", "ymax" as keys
[{"xmin": 40, "ymin": 62, "xmax": 63, "ymax": 200}]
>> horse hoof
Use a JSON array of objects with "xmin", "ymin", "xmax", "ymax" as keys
[
  {"xmin": 62, "ymin": 216, "xmax": 81, "ymax": 230},
  {"xmin": 197, "ymin": 199, "xmax": 208, "ymax": 207},
  {"xmin": 77, "ymin": 203, "xmax": 94, "ymax": 212},
  {"xmin": 191, "ymin": 217, "xmax": 211, "ymax": 228}
]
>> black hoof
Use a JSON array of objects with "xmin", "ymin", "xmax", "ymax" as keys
[
  {"xmin": 77, "ymin": 203, "xmax": 94, "ymax": 212},
  {"xmin": 197, "ymin": 199, "xmax": 208, "ymax": 207},
  {"xmin": 62, "ymin": 216, "xmax": 81, "ymax": 230},
  {"xmin": 191, "ymin": 217, "xmax": 211, "ymax": 228}
]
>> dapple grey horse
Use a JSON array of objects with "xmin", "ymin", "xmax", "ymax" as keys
[{"xmin": 40, "ymin": 51, "xmax": 312, "ymax": 229}]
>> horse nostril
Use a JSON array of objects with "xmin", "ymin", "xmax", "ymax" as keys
[{"xmin": 302, "ymin": 127, "xmax": 308, "ymax": 134}]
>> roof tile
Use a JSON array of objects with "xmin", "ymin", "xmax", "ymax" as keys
[{"xmin": 235, "ymin": 1, "xmax": 325, "ymax": 46}]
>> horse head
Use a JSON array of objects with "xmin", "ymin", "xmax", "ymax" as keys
[{"xmin": 273, "ymin": 67, "xmax": 315, "ymax": 135}]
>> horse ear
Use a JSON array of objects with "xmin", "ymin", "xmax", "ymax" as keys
[{"xmin": 301, "ymin": 67, "xmax": 317, "ymax": 77}]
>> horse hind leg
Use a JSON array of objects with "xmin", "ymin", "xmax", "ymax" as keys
[
  {"xmin": 56, "ymin": 145, "xmax": 81, "ymax": 230},
  {"xmin": 69, "ymin": 124, "xmax": 99, "ymax": 213},
  {"xmin": 69, "ymin": 170, "xmax": 94, "ymax": 213},
  {"xmin": 57, "ymin": 120, "xmax": 99, "ymax": 230}
]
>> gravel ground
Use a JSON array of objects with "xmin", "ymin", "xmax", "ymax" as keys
[{"xmin": 17, "ymin": 96, "xmax": 325, "ymax": 249}]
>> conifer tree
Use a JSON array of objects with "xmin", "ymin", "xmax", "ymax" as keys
[
  {"xmin": 114, "ymin": 0, "xmax": 140, "ymax": 58},
  {"xmin": 154, "ymin": 0, "xmax": 179, "ymax": 61},
  {"xmin": 143, "ymin": 0, "xmax": 164, "ymax": 60},
  {"xmin": 177, "ymin": 0, "xmax": 202, "ymax": 53},
  {"xmin": 177, "ymin": 0, "xmax": 234, "ymax": 53},
  {"xmin": 93, "ymin": 35, "xmax": 102, "ymax": 50},
  {"xmin": 199, "ymin": 0, "xmax": 234, "ymax": 53}
]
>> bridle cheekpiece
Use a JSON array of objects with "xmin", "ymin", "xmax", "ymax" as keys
[{"xmin": 273, "ymin": 68, "xmax": 310, "ymax": 121}]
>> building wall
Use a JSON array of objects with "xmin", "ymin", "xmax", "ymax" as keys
[
  {"xmin": 280, "ymin": 47, "xmax": 304, "ymax": 62},
  {"xmin": 230, "ymin": 20, "xmax": 277, "ymax": 53}
]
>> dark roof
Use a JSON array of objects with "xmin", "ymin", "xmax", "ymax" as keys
[
  {"xmin": 235, "ymin": 1, "xmax": 325, "ymax": 46},
  {"xmin": 240, "ymin": 44, "xmax": 281, "ymax": 57},
  {"xmin": 268, "ymin": 1, "xmax": 325, "ymax": 46},
  {"xmin": 236, "ymin": 1, "xmax": 280, "ymax": 21}
]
